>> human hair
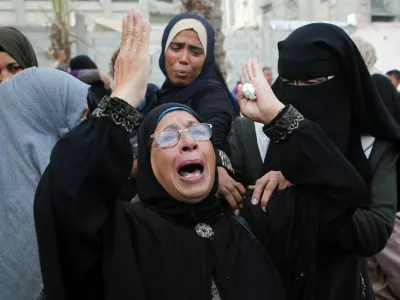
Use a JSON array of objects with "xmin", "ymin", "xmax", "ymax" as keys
[
  {"xmin": 109, "ymin": 48, "xmax": 120, "ymax": 78},
  {"xmin": 109, "ymin": 48, "xmax": 152, "ymax": 79},
  {"xmin": 386, "ymin": 70, "xmax": 400, "ymax": 81},
  {"xmin": 263, "ymin": 66, "xmax": 271, "ymax": 72}
]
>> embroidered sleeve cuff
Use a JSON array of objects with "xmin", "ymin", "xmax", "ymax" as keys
[
  {"xmin": 92, "ymin": 96, "xmax": 141, "ymax": 133},
  {"xmin": 216, "ymin": 149, "xmax": 234, "ymax": 175},
  {"xmin": 263, "ymin": 105, "xmax": 304, "ymax": 143}
]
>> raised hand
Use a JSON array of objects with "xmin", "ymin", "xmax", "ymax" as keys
[
  {"xmin": 238, "ymin": 59, "xmax": 284, "ymax": 124},
  {"xmin": 111, "ymin": 8, "xmax": 151, "ymax": 108}
]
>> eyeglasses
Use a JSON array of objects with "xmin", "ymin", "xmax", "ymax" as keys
[{"xmin": 151, "ymin": 123, "xmax": 212, "ymax": 148}]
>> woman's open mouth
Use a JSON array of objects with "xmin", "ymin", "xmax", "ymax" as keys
[{"xmin": 177, "ymin": 160, "xmax": 205, "ymax": 183}]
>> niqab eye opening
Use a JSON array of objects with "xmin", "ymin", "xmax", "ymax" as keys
[{"xmin": 281, "ymin": 75, "xmax": 335, "ymax": 86}]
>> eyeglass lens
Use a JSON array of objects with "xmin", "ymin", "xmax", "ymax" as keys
[{"xmin": 155, "ymin": 124, "xmax": 211, "ymax": 148}]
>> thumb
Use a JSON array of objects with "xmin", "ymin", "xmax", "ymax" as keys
[{"xmin": 236, "ymin": 84, "xmax": 248, "ymax": 116}]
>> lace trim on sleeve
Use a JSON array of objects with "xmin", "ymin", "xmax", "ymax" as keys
[
  {"xmin": 92, "ymin": 96, "xmax": 141, "ymax": 133},
  {"xmin": 263, "ymin": 105, "xmax": 304, "ymax": 143}
]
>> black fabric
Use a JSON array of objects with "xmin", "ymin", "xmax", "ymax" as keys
[
  {"xmin": 155, "ymin": 14, "xmax": 239, "ymax": 152},
  {"xmin": 227, "ymin": 117, "xmax": 263, "ymax": 186},
  {"xmin": 371, "ymin": 73, "xmax": 400, "ymax": 123},
  {"xmin": 34, "ymin": 103, "xmax": 286, "ymax": 300},
  {"xmin": 259, "ymin": 22, "xmax": 400, "ymax": 300},
  {"xmin": 371, "ymin": 73, "xmax": 400, "ymax": 212},
  {"xmin": 69, "ymin": 55, "xmax": 112, "ymax": 111},
  {"xmin": 136, "ymin": 103, "xmax": 222, "ymax": 227},
  {"xmin": 239, "ymin": 116, "xmax": 370, "ymax": 300},
  {"xmin": 276, "ymin": 23, "xmax": 400, "ymax": 144},
  {"xmin": 266, "ymin": 23, "xmax": 400, "ymax": 183},
  {"xmin": 87, "ymin": 83, "xmax": 112, "ymax": 112},
  {"xmin": 254, "ymin": 22, "xmax": 395, "ymax": 300},
  {"xmin": 69, "ymin": 55, "xmax": 98, "ymax": 70},
  {"xmin": 0, "ymin": 27, "xmax": 38, "ymax": 69}
]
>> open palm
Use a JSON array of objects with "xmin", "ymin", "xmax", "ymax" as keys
[{"xmin": 237, "ymin": 59, "xmax": 284, "ymax": 124}]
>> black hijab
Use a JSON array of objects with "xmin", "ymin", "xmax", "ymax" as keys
[
  {"xmin": 265, "ymin": 23, "xmax": 400, "ymax": 185},
  {"xmin": 156, "ymin": 14, "xmax": 230, "ymax": 105},
  {"xmin": 136, "ymin": 103, "xmax": 222, "ymax": 227},
  {"xmin": 69, "ymin": 55, "xmax": 98, "ymax": 70},
  {"xmin": 0, "ymin": 27, "xmax": 38, "ymax": 69},
  {"xmin": 371, "ymin": 73, "xmax": 400, "ymax": 123}
]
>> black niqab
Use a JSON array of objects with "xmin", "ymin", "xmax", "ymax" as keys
[
  {"xmin": 265, "ymin": 23, "xmax": 400, "ymax": 186},
  {"xmin": 136, "ymin": 103, "xmax": 222, "ymax": 227},
  {"xmin": 0, "ymin": 27, "xmax": 38, "ymax": 69}
]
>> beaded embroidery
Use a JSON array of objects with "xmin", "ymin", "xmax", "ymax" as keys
[
  {"xmin": 194, "ymin": 223, "xmax": 215, "ymax": 239},
  {"xmin": 92, "ymin": 96, "xmax": 141, "ymax": 133},
  {"xmin": 218, "ymin": 149, "xmax": 234, "ymax": 174},
  {"xmin": 263, "ymin": 105, "xmax": 304, "ymax": 143}
]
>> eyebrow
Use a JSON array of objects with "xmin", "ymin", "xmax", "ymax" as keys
[
  {"xmin": 169, "ymin": 41, "xmax": 204, "ymax": 51},
  {"xmin": 162, "ymin": 120, "xmax": 199, "ymax": 130},
  {"xmin": 6, "ymin": 62, "xmax": 20, "ymax": 67}
]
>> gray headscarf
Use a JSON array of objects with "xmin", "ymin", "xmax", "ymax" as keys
[{"xmin": 0, "ymin": 67, "xmax": 89, "ymax": 299}]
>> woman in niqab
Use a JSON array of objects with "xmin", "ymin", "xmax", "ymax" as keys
[
  {"xmin": 251, "ymin": 23, "xmax": 400, "ymax": 300},
  {"xmin": 35, "ymin": 10, "xmax": 375, "ymax": 300}
]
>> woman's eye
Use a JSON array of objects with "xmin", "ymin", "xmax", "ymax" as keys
[
  {"xmin": 170, "ymin": 45, "xmax": 181, "ymax": 52},
  {"xmin": 191, "ymin": 50, "xmax": 203, "ymax": 56},
  {"xmin": 8, "ymin": 66, "xmax": 22, "ymax": 73}
]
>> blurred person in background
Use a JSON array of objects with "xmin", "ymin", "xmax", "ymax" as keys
[
  {"xmin": 387, "ymin": 69, "xmax": 400, "ymax": 90},
  {"xmin": 69, "ymin": 55, "xmax": 112, "ymax": 111},
  {"xmin": 263, "ymin": 66, "xmax": 273, "ymax": 86}
]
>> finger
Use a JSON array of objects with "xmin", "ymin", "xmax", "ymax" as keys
[
  {"xmin": 233, "ymin": 182, "xmax": 246, "ymax": 196},
  {"xmin": 236, "ymin": 84, "xmax": 249, "ymax": 117},
  {"xmin": 252, "ymin": 177, "xmax": 268, "ymax": 205},
  {"xmin": 240, "ymin": 71, "xmax": 246, "ymax": 85},
  {"xmin": 121, "ymin": 10, "xmax": 134, "ymax": 48},
  {"xmin": 246, "ymin": 59, "xmax": 255, "ymax": 81},
  {"xmin": 261, "ymin": 179, "xmax": 278, "ymax": 210},
  {"xmin": 226, "ymin": 184, "xmax": 244, "ymax": 208},
  {"xmin": 241, "ymin": 61, "xmax": 251, "ymax": 83},
  {"xmin": 251, "ymin": 58, "xmax": 263, "ymax": 78},
  {"xmin": 139, "ymin": 19, "xmax": 151, "ymax": 56}
]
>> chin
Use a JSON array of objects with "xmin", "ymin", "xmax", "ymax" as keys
[
  {"xmin": 174, "ymin": 172, "xmax": 214, "ymax": 203},
  {"xmin": 171, "ymin": 77, "xmax": 192, "ymax": 87},
  {"xmin": 177, "ymin": 187, "xmax": 213, "ymax": 204}
]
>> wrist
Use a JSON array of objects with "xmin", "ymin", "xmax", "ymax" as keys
[
  {"xmin": 111, "ymin": 88, "xmax": 142, "ymax": 109},
  {"xmin": 261, "ymin": 101, "xmax": 285, "ymax": 125}
]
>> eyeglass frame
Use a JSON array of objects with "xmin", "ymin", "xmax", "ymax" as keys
[{"xmin": 150, "ymin": 123, "xmax": 213, "ymax": 148}]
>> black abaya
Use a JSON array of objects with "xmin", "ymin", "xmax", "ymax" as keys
[{"xmin": 34, "ymin": 99, "xmax": 367, "ymax": 300}]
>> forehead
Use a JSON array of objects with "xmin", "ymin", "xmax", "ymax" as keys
[
  {"xmin": 155, "ymin": 110, "xmax": 199, "ymax": 131},
  {"xmin": 171, "ymin": 30, "xmax": 202, "ymax": 47},
  {"xmin": 0, "ymin": 52, "xmax": 17, "ymax": 65}
]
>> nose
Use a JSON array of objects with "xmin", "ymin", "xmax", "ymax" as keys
[
  {"xmin": 179, "ymin": 131, "xmax": 198, "ymax": 152},
  {"xmin": 178, "ymin": 48, "xmax": 189, "ymax": 65}
]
